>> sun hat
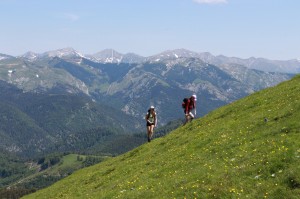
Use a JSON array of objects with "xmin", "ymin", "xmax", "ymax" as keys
[{"xmin": 192, "ymin": 94, "xmax": 197, "ymax": 101}]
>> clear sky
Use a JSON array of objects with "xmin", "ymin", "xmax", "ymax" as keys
[{"xmin": 0, "ymin": 0, "xmax": 299, "ymax": 60}]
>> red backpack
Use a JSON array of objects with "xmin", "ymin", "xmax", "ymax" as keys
[{"xmin": 182, "ymin": 98, "xmax": 189, "ymax": 109}]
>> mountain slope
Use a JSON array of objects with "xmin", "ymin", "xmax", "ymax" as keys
[
  {"xmin": 0, "ymin": 81, "xmax": 142, "ymax": 157},
  {"xmin": 0, "ymin": 101, "xmax": 51, "ymax": 155},
  {"xmin": 83, "ymin": 57, "xmax": 292, "ymax": 124},
  {"xmin": 23, "ymin": 75, "xmax": 300, "ymax": 199}
]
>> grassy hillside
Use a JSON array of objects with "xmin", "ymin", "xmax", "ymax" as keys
[{"xmin": 23, "ymin": 75, "xmax": 300, "ymax": 199}]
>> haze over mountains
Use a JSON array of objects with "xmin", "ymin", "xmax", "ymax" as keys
[{"xmin": 8, "ymin": 48, "xmax": 300, "ymax": 73}]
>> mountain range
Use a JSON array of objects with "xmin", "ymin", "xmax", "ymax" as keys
[
  {"xmin": 0, "ymin": 48, "xmax": 296, "ymax": 126},
  {"xmin": 12, "ymin": 48, "xmax": 300, "ymax": 73}
]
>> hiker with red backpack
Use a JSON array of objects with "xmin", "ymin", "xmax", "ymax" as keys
[
  {"xmin": 182, "ymin": 94, "xmax": 197, "ymax": 125},
  {"xmin": 145, "ymin": 106, "xmax": 157, "ymax": 142}
]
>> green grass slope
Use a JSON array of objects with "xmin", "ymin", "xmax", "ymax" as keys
[{"xmin": 23, "ymin": 75, "xmax": 300, "ymax": 199}]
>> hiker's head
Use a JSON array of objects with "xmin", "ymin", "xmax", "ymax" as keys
[
  {"xmin": 191, "ymin": 94, "xmax": 197, "ymax": 101},
  {"xmin": 150, "ymin": 106, "xmax": 155, "ymax": 111}
]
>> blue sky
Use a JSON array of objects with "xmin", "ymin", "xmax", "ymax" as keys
[{"xmin": 0, "ymin": 0, "xmax": 299, "ymax": 60}]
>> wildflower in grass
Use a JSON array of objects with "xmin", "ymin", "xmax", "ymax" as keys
[{"xmin": 271, "ymin": 174, "xmax": 275, "ymax": 177}]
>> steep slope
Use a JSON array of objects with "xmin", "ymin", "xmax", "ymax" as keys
[
  {"xmin": 23, "ymin": 75, "xmax": 300, "ymax": 199},
  {"xmin": 0, "ymin": 101, "xmax": 51, "ymax": 155}
]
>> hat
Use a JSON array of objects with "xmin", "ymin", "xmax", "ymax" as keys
[
  {"xmin": 150, "ymin": 106, "xmax": 155, "ymax": 109},
  {"xmin": 192, "ymin": 94, "xmax": 197, "ymax": 101}
]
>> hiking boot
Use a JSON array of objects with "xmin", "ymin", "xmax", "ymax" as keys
[{"xmin": 148, "ymin": 137, "xmax": 151, "ymax": 142}]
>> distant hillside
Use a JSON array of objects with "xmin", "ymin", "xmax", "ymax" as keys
[
  {"xmin": 0, "ymin": 80, "xmax": 141, "ymax": 157},
  {"xmin": 23, "ymin": 75, "xmax": 300, "ymax": 198},
  {"xmin": 0, "ymin": 150, "xmax": 32, "ymax": 187}
]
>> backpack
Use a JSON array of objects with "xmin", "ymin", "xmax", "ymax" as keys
[
  {"xmin": 146, "ymin": 109, "xmax": 151, "ymax": 119},
  {"xmin": 182, "ymin": 98, "xmax": 189, "ymax": 109}
]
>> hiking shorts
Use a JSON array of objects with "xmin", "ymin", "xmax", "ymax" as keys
[
  {"xmin": 184, "ymin": 111, "xmax": 194, "ymax": 118},
  {"xmin": 147, "ymin": 121, "xmax": 155, "ymax": 126}
]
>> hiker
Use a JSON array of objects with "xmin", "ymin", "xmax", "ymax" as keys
[
  {"xmin": 145, "ymin": 106, "xmax": 157, "ymax": 142},
  {"xmin": 182, "ymin": 94, "xmax": 197, "ymax": 125}
]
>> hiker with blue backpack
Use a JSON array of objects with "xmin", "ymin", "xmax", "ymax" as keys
[
  {"xmin": 145, "ymin": 106, "xmax": 157, "ymax": 142},
  {"xmin": 182, "ymin": 94, "xmax": 197, "ymax": 125}
]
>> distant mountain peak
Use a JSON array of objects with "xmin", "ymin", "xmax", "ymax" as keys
[
  {"xmin": 20, "ymin": 51, "xmax": 39, "ymax": 61},
  {"xmin": 42, "ymin": 47, "xmax": 85, "ymax": 58},
  {"xmin": 122, "ymin": 53, "xmax": 145, "ymax": 63},
  {"xmin": 146, "ymin": 49, "xmax": 202, "ymax": 63},
  {"xmin": 155, "ymin": 49, "xmax": 200, "ymax": 59},
  {"xmin": 92, "ymin": 49, "xmax": 123, "ymax": 63}
]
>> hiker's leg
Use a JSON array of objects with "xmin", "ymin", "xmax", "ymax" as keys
[
  {"xmin": 147, "ymin": 126, "xmax": 151, "ymax": 138},
  {"xmin": 189, "ymin": 112, "xmax": 194, "ymax": 122},
  {"xmin": 184, "ymin": 111, "xmax": 189, "ymax": 125},
  {"xmin": 150, "ymin": 125, "xmax": 155, "ymax": 139}
]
